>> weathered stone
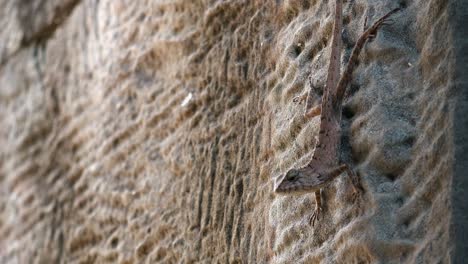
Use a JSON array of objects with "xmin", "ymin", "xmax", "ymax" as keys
[{"xmin": 0, "ymin": 0, "xmax": 461, "ymax": 263}]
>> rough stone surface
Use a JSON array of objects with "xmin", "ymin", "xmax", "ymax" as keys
[{"xmin": 0, "ymin": 0, "xmax": 457, "ymax": 263}]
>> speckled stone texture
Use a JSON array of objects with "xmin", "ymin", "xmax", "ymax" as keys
[{"xmin": 0, "ymin": 0, "xmax": 459, "ymax": 263}]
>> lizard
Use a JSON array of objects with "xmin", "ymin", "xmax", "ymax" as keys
[{"xmin": 274, "ymin": 0, "xmax": 401, "ymax": 226}]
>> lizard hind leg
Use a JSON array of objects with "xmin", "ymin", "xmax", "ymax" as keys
[
  {"xmin": 363, "ymin": 16, "xmax": 378, "ymax": 41},
  {"xmin": 363, "ymin": 16, "xmax": 369, "ymax": 31},
  {"xmin": 340, "ymin": 163, "xmax": 364, "ymax": 201},
  {"xmin": 309, "ymin": 75, "xmax": 323, "ymax": 97}
]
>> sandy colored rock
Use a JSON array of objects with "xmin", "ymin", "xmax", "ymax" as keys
[{"xmin": 0, "ymin": 0, "xmax": 459, "ymax": 263}]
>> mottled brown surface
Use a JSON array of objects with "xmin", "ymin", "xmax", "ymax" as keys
[{"xmin": 0, "ymin": 0, "xmax": 455, "ymax": 263}]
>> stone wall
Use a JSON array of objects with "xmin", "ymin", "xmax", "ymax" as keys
[{"xmin": 0, "ymin": 0, "xmax": 457, "ymax": 263}]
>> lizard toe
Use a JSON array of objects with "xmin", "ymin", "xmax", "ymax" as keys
[{"xmin": 309, "ymin": 206, "xmax": 323, "ymax": 226}]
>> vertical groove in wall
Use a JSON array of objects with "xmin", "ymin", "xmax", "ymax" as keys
[{"xmin": 450, "ymin": 0, "xmax": 468, "ymax": 262}]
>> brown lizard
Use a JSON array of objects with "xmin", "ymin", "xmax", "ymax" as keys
[{"xmin": 274, "ymin": 1, "xmax": 401, "ymax": 226}]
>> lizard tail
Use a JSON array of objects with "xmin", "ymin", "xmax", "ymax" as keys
[{"xmin": 334, "ymin": 8, "xmax": 402, "ymax": 107}]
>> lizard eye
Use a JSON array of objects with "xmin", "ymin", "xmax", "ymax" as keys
[{"xmin": 286, "ymin": 169, "xmax": 299, "ymax": 181}]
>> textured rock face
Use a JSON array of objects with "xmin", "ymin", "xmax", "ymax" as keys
[{"xmin": 0, "ymin": 0, "xmax": 457, "ymax": 263}]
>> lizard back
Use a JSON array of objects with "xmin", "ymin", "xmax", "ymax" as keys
[{"xmin": 308, "ymin": 0, "xmax": 343, "ymax": 170}]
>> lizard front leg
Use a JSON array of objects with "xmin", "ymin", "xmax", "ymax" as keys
[
  {"xmin": 292, "ymin": 75, "xmax": 317, "ymax": 105},
  {"xmin": 308, "ymin": 164, "xmax": 363, "ymax": 225},
  {"xmin": 292, "ymin": 92, "xmax": 308, "ymax": 104},
  {"xmin": 309, "ymin": 190, "xmax": 322, "ymax": 226},
  {"xmin": 293, "ymin": 76, "xmax": 322, "ymax": 106},
  {"xmin": 293, "ymin": 87, "xmax": 322, "ymax": 119},
  {"xmin": 305, "ymin": 105, "xmax": 321, "ymax": 119}
]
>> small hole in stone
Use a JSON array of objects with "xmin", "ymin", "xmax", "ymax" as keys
[
  {"xmin": 398, "ymin": 0, "xmax": 407, "ymax": 9},
  {"xmin": 401, "ymin": 252, "xmax": 408, "ymax": 260},
  {"xmin": 312, "ymin": 85, "xmax": 323, "ymax": 96},
  {"xmin": 396, "ymin": 197, "xmax": 404, "ymax": 206},
  {"xmin": 110, "ymin": 237, "xmax": 119, "ymax": 248},
  {"xmin": 293, "ymin": 43, "xmax": 303, "ymax": 57},
  {"xmin": 343, "ymin": 16, "xmax": 351, "ymax": 26},
  {"xmin": 403, "ymin": 219, "xmax": 410, "ymax": 228},
  {"xmin": 403, "ymin": 136, "xmax": 415, "ymax": 147},
  {"xmin": 137, "ymin": 242, "xmax": 152, "ymax": 257},
  {"xmin": 112, "ymin": 138, "xmax": 119, "ymax": 148},
  {"xmin": 342, "ymin": 105, "xmax": 355, "ymax": 119},
  {"xmin": 147, "ymin": 227, "xmax": 152, "ymax": 234},
  {"xmin": 386, "ymin": 173, "xmax": 397, "ymax": 181},
  {"xmin": 299, "ymin": 0, "xmax": 310, "ymax": 9}
]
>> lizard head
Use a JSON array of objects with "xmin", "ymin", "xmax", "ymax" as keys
[{"xmin": 274, "ymin": 167, "xmax": 323, "ymax": 195}]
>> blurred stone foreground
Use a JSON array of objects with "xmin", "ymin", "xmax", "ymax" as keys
[{"xmin": 0, "ymin": 0, "xmax": 466, "ymax": 263}]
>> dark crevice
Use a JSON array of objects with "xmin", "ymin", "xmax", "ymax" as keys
[
  {"xmin": 203, "ymin": 135, "xmax": 219, "ymax": 227},
  {"xmin": 0, "ymin": 0, "xmax": 82, "ymax": 68},
  {"xmin": 18, "ymin": 0, "xmax": 82, "ymax": 46},
  {"xmin": 450, "ymin": 0, "xmax": 468, "ymax": 262}
]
